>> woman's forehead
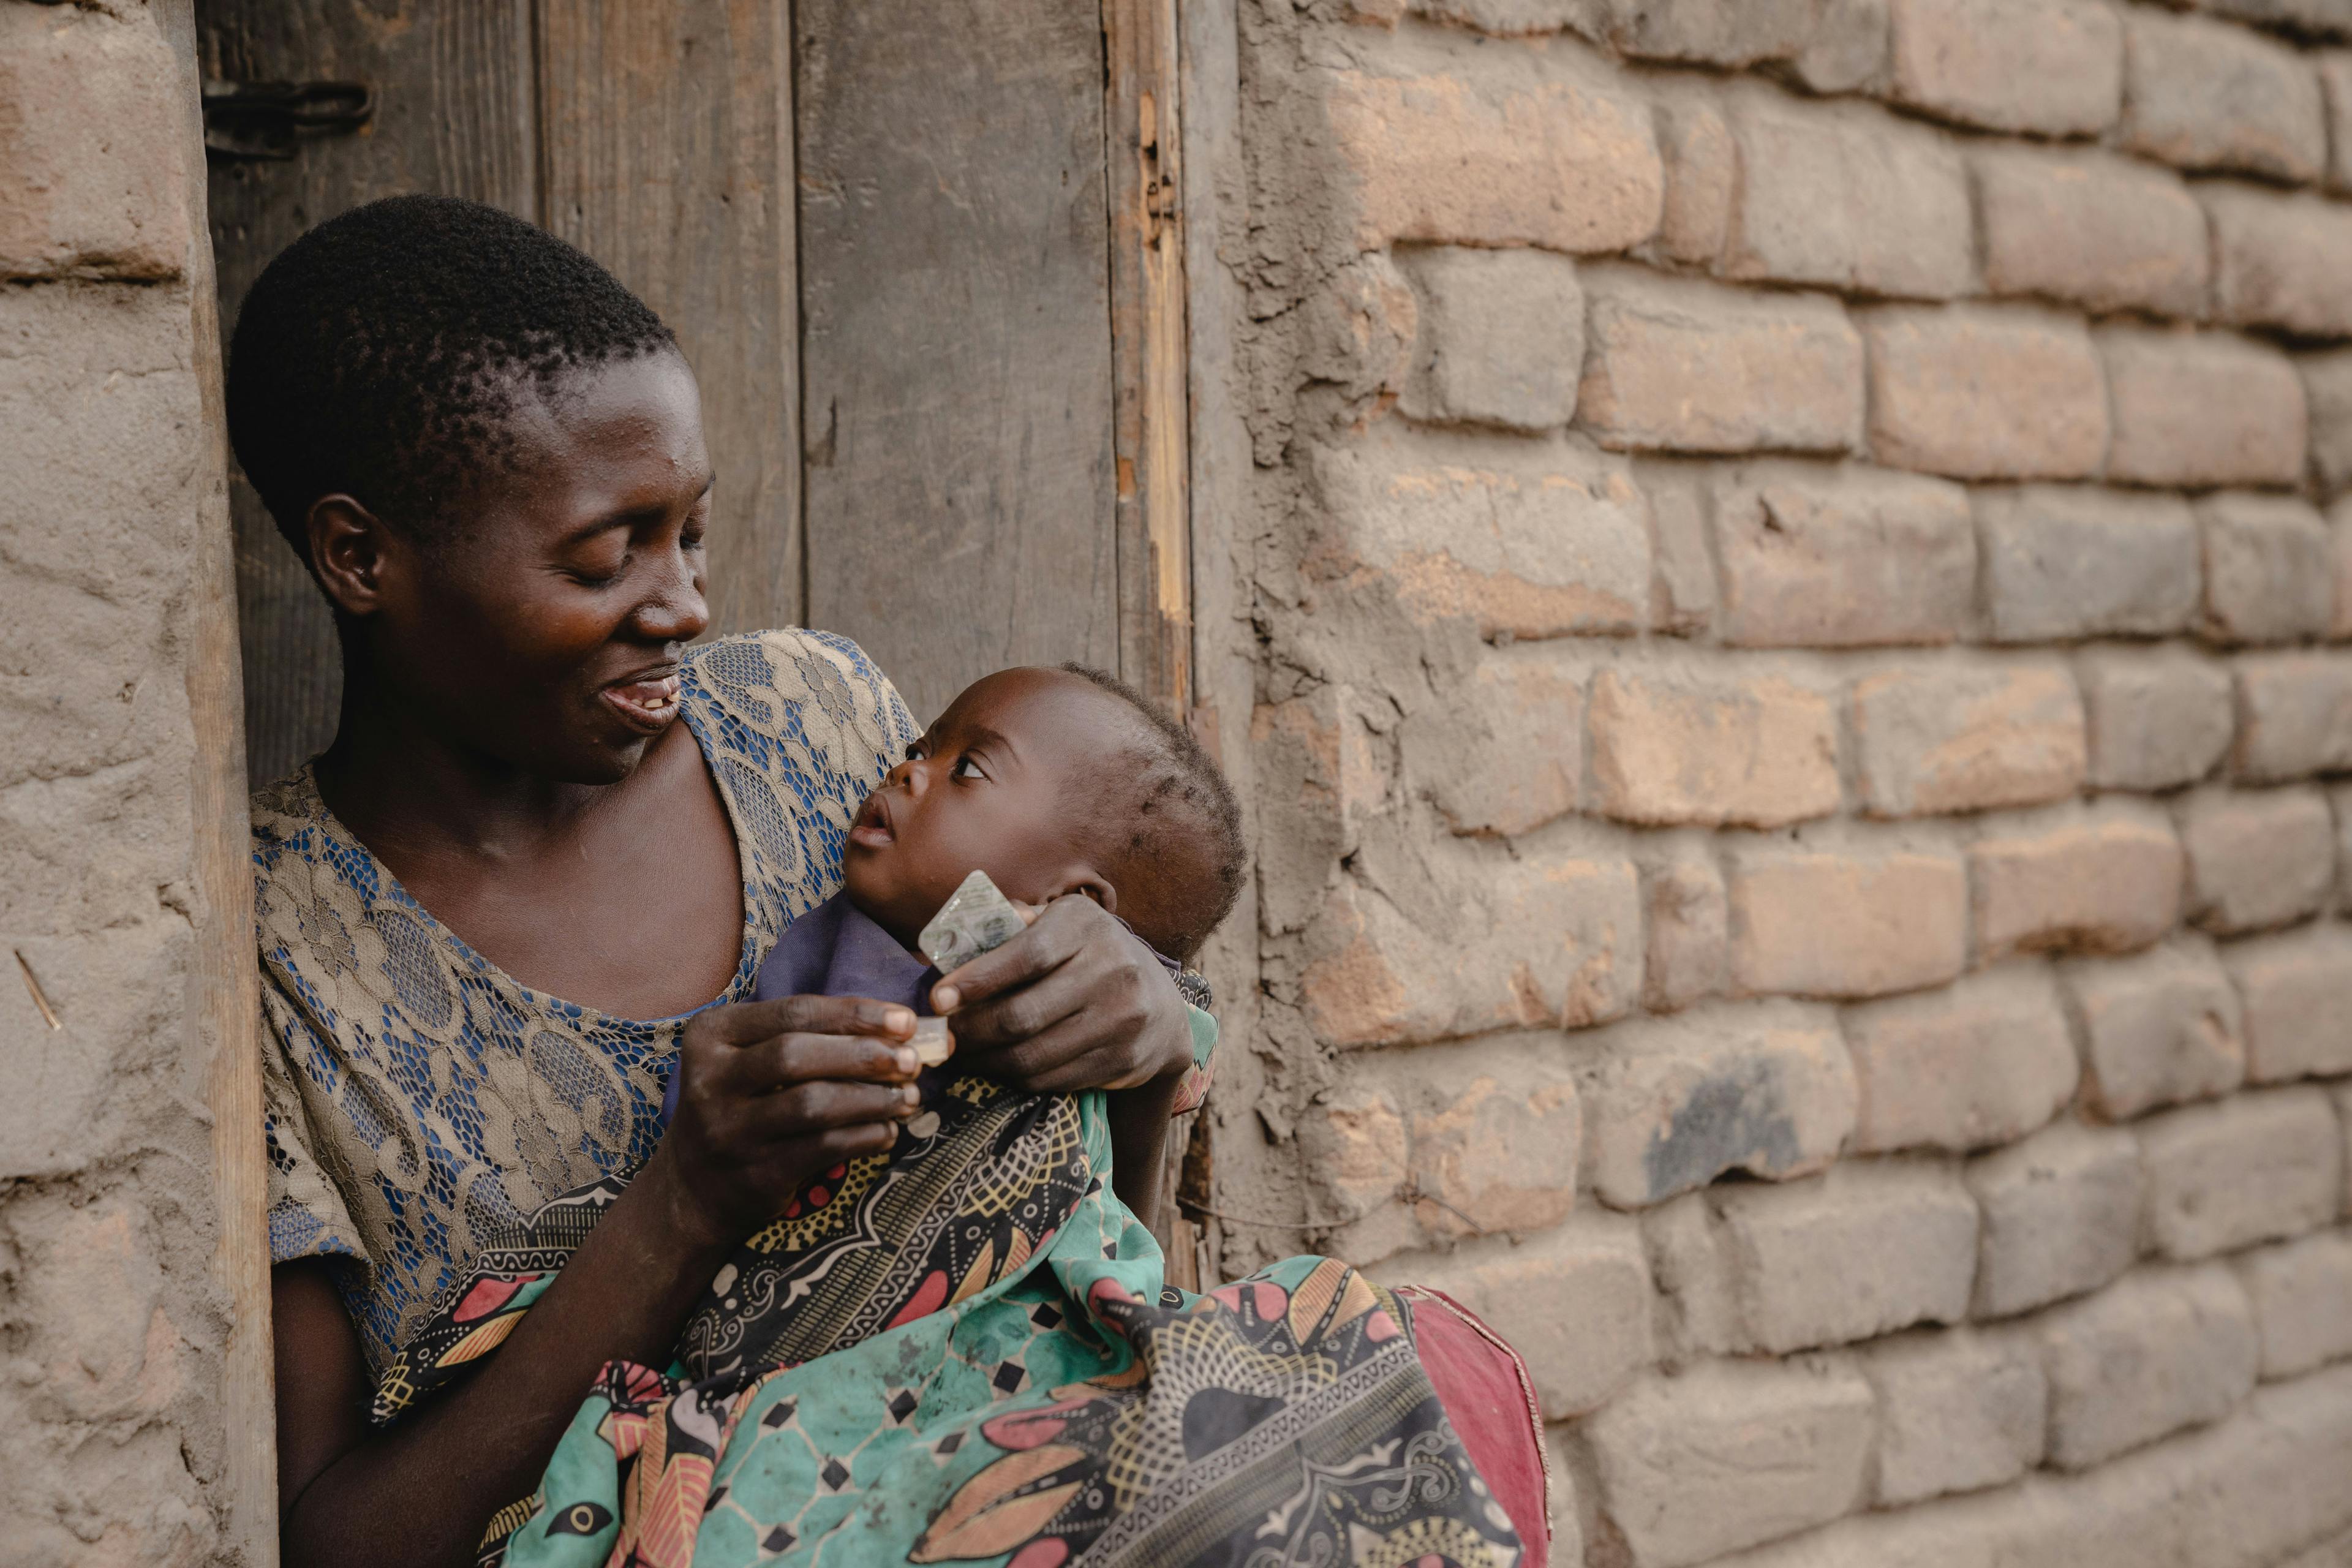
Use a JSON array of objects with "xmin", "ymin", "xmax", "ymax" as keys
[{"xmin": 477, "ymin": 350, "xmax": 711, "ymax": 525}]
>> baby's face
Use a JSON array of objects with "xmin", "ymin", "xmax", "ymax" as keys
[{"xmin": 843, "ymin": 668, "xmax": 1125, "ymax": 951}]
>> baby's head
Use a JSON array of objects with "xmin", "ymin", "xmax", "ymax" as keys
[{"xmin": 843, "ymin": 665, "xmax": 1245, "ymax": 963}]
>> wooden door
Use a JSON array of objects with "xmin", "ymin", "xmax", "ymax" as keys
[
  {"xmin": 201, "ymin": 0, "xmax": 1188, "ymax": 752},
  {"xmin": 796, "ymin": 0, "xmax": 1118, "ymax": 725}
]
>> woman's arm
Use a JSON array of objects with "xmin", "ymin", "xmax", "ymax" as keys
[
  {"xmin": 927, "ymin": 897, "xmax": 1199, "ymax": 1223},
  {"xmin": 274, "ymin": 997, "xmax": 922, "ymax": 1568}
]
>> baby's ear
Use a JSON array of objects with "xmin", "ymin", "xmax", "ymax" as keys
[{"xmin": 1058, "ymin": 872, "xmax": 1118, "ymax": 918}]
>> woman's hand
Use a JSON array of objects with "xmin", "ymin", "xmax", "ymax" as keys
[
  {"xmin": 649, "ymin": 994, "xmax": 924, "ymax": 1250},
  {"xmin": 931, "ymin": 896, "xmax": 1194, "ymax": 1093}
]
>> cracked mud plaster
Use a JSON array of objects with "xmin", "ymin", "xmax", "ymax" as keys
[{"xmin": 0, "ymin": 2, "xmax": 236, "ymax": 1552}]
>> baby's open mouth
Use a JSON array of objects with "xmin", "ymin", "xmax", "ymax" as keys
[
  {"xmin": 849, "ymin": 790, "xmax": 894, "ymax": 848},
  {"xmin": 600, "ymin": 671, "xmax": 682, "ymax": 729}
]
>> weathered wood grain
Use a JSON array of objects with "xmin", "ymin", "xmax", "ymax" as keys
[
  {"xmin": 168, "ymin": 3, "xmax": 281, "ymax": 1553},
  {"xmin": 797, "ymin": 0, "xmax": 1118, "ymax": 725},
  {"xmin": 198, "ymin": 0, "xmax": 536, "ymax": 785},
  {"xmin": 535, "ymin": 0, "xmax": 801, "ymax": 640},
  {"xmin": 1104, "ymin": 0, "xmax": 1194, "ymax": 719}
]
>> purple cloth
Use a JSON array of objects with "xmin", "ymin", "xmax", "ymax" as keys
[
  {"xmin": 658, "ymin": 894, "xmax": 938, "ymax": 1125},
  {"xmin": 657, "ymin": 892, "xmax": 1191, "ymax": 1125}
]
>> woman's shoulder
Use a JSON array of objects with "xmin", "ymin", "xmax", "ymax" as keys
[
  {"xmin": 683, "ymin": 628, "xmax": 917, "ymax": 754},
  {"xmin": 679, "ymin": 631, "xmax": 917, "ymax": 918}
]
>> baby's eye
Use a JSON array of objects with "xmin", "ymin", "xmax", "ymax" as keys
[{"xmin": 950, "ymin": 754, "xmax": 986, "ymax": 781}]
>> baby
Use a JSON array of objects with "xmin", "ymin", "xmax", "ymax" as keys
[
  {"xmin": 652, "ymin": 662, "xmax": 1244, "ymax": 1378},
  {"xmin": 666, "ymin": 660, "xmax": 1240, "ymax": 1129},
  {"xmin": 771, "ymin": 660, "xmax": 1239, "ymax": 1093}
]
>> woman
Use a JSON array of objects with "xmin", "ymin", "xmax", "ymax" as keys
[{"xmin": 236, "ymin": 197, "xmax": 1548, "ymax": 1568}]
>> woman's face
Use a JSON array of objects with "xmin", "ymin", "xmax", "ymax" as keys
[{"xmin": 351, "ymin": 348, "xmax": 715, "ymax": 783}]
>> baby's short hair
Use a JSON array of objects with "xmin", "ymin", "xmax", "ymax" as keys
[
  {"xmin": 1057, "ymin": 665, "xmax": 1246, "ymax": 962},
  {"xmin": 226, "ymin": 194, "xmax": 675, "ymax": 563}
]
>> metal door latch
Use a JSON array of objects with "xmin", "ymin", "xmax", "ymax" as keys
[{"xmin": 202, "ymin": 79, "xmax": 374, "ymax": 160}]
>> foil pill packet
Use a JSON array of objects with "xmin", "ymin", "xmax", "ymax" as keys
[{"xmin": 910, "ymin": 870, "xmax": 1028, "ymax": 1066}]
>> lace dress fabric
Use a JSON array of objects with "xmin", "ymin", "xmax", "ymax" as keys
[{"xmin": 252, "ymin": 628, "xmax": 921, "ymax": 1373}]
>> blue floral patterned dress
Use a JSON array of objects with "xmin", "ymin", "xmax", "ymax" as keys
[{"xmin": 254, "ymin": 628, "xmax": 925, "ymax": 1372}]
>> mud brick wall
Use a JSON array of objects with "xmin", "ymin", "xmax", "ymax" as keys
[
  {"xmin": 0, "ymin": 2, "xmax": 255, "ymax": 1563},
  {"xmin": 1205, "ymin": 0, "xmax": 2352, "ymax": 1562}
]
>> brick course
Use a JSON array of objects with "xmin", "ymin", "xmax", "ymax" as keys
[
  {"xmin": 1717, "ymin": 83, "xmax": 1974, "ymax": 300},
  {"xmin": 1581, "ymin": 1358, "xmax": 1875, "ymax": 1567},
  {"xmin": 2220, "ymin": 922, "xmax": 2352, "ymax": 1081},
  {"xmin": 1972, "ymin": 147, "xmax": 2208, "ymax": 320},
  {"xmin": 2065, "ymin": 938, "xmax": 2248, "ymax": 1118},
  {"xmin": 1325, "ymin": 42, "xmax": 1663, "ymax": 253},
  {"xmin": 1859, "ymin": 306, "xmax": 2108, "ymax": 482},
  {"xmin": 1886, "ymin": 0, "xmax": 2122, "ymax": 137},
  {"xmin": 2235, "ymin": 1229, "xmax": 2352, "ymax": 1378},
  {"xmin": 2078, "ymin": 646, "xmax": 2235, "ymax": 791},
  {"xmin": 2204, "ymin": 183, "xmax": 2352, "ymax": 339},
  {"xmin": 1708, "ymin": 462, "xmax": 1975, "ymax": 648},
  {"xmin": 1728, "ymin": 838, "xmax": 1969, "ymax": 997},
  {"xmin": 2100, "ymin": 326, "xmax": 2308, "ymax": 491},
  {"xmin": 1395, "ymin": 246, "xmax": 1584, "ymax": 432},
  {"xmin": 1589, "ymin": 665, "xmax": 1841, "ymax": 827},
  {"xmin": 1578, "ymin": 266, "xmax": 1862, "ymax": 454},
  {"xmin": 2138, "ymin": 1087, "xmax": 2345, "ymax": 1260},
  {"xmin": 2199, "ymin": 494, "xmax": 2335, "ymax": 646},
  {"xmin": 1863, "ymin": 1325, "xmax": 2048, "ymax": 1504},
  {"xmin": 2036, "ymin": 1262, "xmax": 2260, "ymax": 1469},
  {"xmin": 1966, "ymin": 1118, "xmax": 2145, "ymax": 1318},
  {"xmin": 1967, "ymin": 802, "xmax": 2185, "ymax": 960},
  {"xmin": 1977, "ymin": 488, "xmax": 2201, "ymax": 645},
  {"xmin": 1843, "ymin": 966, "xmax": 2079, "ymax": 1153},
  {"xmin": 2178, "ymin": 785, "xmax": 2337, "ymax": 935},
  {"xmin": 1850, "ymin": 661, "xmax": 2086, "ymax": 818},
  {"xmin": 2121, "ymin": 8, "xmax": 2330, "ymax": 184}
]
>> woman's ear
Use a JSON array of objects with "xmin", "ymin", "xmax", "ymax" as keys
[{"xmin": 304, "ymin": 494, "xmax": 404, "ymax": 619}]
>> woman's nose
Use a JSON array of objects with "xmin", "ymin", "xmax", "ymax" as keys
[{"xmin": 633, "ymin": 548, "xmax": 710, "ymax": 644}]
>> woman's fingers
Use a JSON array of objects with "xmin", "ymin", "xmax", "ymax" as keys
[
  {"xmin": 722, "ymin": 1029, "xmax": 919, "ymax": 1095},
  {"xmin": 701, "ymin": 992, "xmax": 916, "ymax": 1048},
  {"xmin": 928, "ymin": 896, "xmax": 1093, "ymax": 1014},
  {"xmin": 741, "ymin": 1078, "xmax": 921, "ymax": 1138},
  {"xmin": 946, "ymin": 952, "xmax": 1095, "ymax": 1052},
  {"xmin": 975, "ymin": 1010, "xmax": 1146, "ymax": 1093}
]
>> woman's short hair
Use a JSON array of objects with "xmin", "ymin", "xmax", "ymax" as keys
[{"xmin": 225, "ymin": 194, "xmax": 674, "ymax": 562}]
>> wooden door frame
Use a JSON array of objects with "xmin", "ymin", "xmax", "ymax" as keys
[{"xmin": 1104, "ymin": 0, "xmax": 1194, "ymax": 722}]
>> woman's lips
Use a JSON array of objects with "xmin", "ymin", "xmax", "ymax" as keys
[
  {"xmin": 598, "ymin": 672, "xmax": 682, "ymax": 733},
  {"xmin": 849, "ymin": 792, "xmax": 894, "ymax": 848}
]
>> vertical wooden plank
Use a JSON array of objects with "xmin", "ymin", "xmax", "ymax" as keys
[
  {"xmin": 1104, "ymin": 0, "xmax": 1193, "ymax": 718},
  {"xmin": 165, "ymin": 1, "xmax": 278, "ymax": 1554},
  {"xmin": 797, "ymin": 0, "xmax": 1118, "ymax": 726},
  {"xmin": 197, "ymin": 0, "xmax": 537, "ymax": 785},
  {"xmin": 535, "ymin": 0, "xmax": 801, "ymax": 640}
]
